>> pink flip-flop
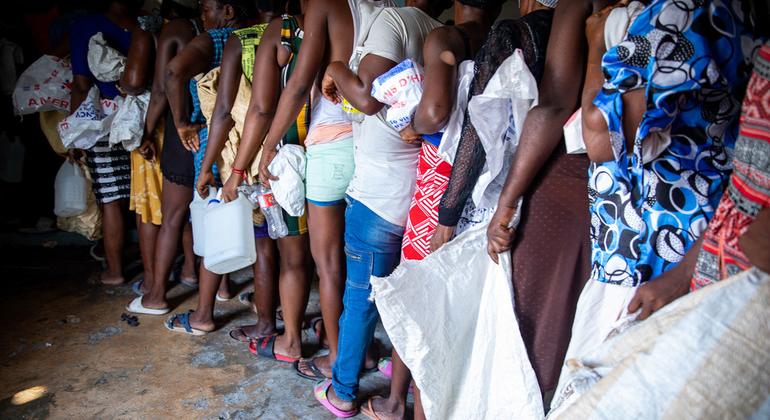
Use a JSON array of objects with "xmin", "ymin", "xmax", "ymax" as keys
[{"xmin": 314, "ymin": 379, "xmax": 358, "ymax": 418}]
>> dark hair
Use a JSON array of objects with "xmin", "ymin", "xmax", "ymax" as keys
[
  {"xmin": 457, "ymin": 0, "xmax": 504, "ymax": 11},
  {"xmin": 285, "ymin": 0, "xmax": 302, "ymax": 15},
  {"xmin": 217, "ymin": 0, "xmax": 258, "ymax": 20},
  {"xmin": 110, "ymin": 0, "xmax": 144, "ymax": 13},
  {"xmin": 160, "ymin": 0, "xmax": 200, "ymax": 19}
]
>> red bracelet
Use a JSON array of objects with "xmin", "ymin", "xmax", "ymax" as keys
[{"xmin": 231, "ymin": 168, "xmax": 247, "ymax": 180}]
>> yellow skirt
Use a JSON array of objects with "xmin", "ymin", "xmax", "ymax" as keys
[{"xmin": 130, "ymin": 124, "xmax": 164, "ymax": 226}]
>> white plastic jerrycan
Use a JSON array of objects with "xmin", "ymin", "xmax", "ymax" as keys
[
  {"xmin": 54, "ymin": 161, "xmax": 88, "ymax": 217},
  {"xmin": 202, "ymin": 191, "xmax": 256, "ymax": 275},
  {"xmin": 190, "ymin": 185, "xmax": 216, "ymax": 257}
]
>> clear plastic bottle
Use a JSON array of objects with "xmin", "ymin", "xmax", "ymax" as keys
[{"xmin": 256, "ymin": 185, "xmax": 288, "ymax": 239}]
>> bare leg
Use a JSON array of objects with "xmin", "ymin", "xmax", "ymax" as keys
[
  {"xmin": 271, "ymin": 234, "xmax": 311, "ymax": 360},
  {"xmin": 180, "ymin": 223, "xmax": 197, "ymax": 283},
  {"xmin": 239, "ymin": 237, "xmax": 279, "ymax": 338},
  {"xmin": 169, "ymin": 261, "xmax": 219, "ymax": 332},
  {"xmin": 135, "ymin": 213, "xmax": 160, "ymax": 294},
  {"xmin": 142, "ymin": 179, "xmax": 192, "ymax": 309},
  {"xmin": 297, "ymin": 203, "xmax": 345, "ymax": 377},
  {"xmin": 100, "ymin": 199, "xmax": 127, "ymax": 285},
  {"xmin": 217, "ymin": 274, "xmax": 232, "ymax": 300}
]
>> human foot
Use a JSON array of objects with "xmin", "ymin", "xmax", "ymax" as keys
[
  {"xmin": 166, "ymin": 310, "xmax": 215, "ymax": 335},
  {"xmin": 315, "ymin": 379, "xmax": 358, "ymax": 418},
  {"xmin": 216, "ymin": 279, "xmax": 232, "ymax": 301},
  {"xmin": 249, "ymin": 335, "xmax": 301, "ymax": 363},
  {"xmin": 361, "ymin": 396, "xmax": 406, "ymax": 420},
  {"xmin": 296, "ymin": 354, "xmax": 333, "ymax": 380},
  {"xmin": 99, "ymin": 270, "xmax": 125, "ymax": 285},
  {"xmin": 228, "ymin": 323, "xmax": 278, "ymax": 343}
]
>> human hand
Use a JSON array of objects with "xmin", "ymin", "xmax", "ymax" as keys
[
  {"xmin": 627, "ymin": 265, "xmax": 690, "ymax": 321},
  {"xmin": 137, "ymin": 137, "xmax": 157, "ymax": 162},
  {"xmin": 486, "ymin": 205, "xmax": 518, "ymax": 264},
  {"xmin": 221, "ymin": 173, "xmax": 241, "ymax": 203},
  {"xmin": 196, "ymin": 167, "xmax": 216, "ymax": 198},
  {"xmin": 430, "ymin": 224, "xmax": 456, "ymax": 253},
  {"xmin": 177, "ymin": 122, "xmax": 205, "ymax": 152},
  {"xmin": 399, "ymin": 124, "xmax": 422, "ymax": 145},
  {"xmin": 258, "ymin": 148, "xmax": 279, "ymax": 188},
  {"xmin": 67, "ymin": 148, "xmax": 85, "ymax": 162},
  {"xmin": 740, "ymin": 207, "xmax": 770, "ymax": 273},
  {"xmin": 321, "ymin": 69, "xmax": 341, "ymax": 104}
]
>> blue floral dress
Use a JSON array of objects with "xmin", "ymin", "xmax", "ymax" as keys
[{"xmin": 588, "ymin": 0, "xmax": 763, "ymax": 286}]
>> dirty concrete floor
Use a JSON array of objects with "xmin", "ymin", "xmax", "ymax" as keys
[{"xmin": 0, "ymin": 239, "xmax": 397, "ymax": 419}]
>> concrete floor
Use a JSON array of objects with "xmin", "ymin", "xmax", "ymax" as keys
[{"xmin": 0, "ymin": 237, "xmax": 395, "ymax": 419}]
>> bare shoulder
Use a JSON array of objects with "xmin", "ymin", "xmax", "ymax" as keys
[{"xmin": 159, "ymin": 18, "xmax": 197, "ymax": 45}]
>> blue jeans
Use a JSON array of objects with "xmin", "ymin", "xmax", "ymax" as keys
[{"xmin": 332, "ymin": 195, "xmax": 404, "ymax": 401}]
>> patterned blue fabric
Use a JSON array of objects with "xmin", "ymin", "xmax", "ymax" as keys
[
  {"xmin": 588, "ymin": 0, "xmax": 762, "ymax": 286},
  {"xmin": 191, "ymin": 27, "xmax": 235, "ymax": 184}
]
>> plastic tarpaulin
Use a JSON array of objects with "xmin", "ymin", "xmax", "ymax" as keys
[
  {"xmin": 549, "ymin": 268, "xmax": 770, "ymax": 419},
  {"xmin": 371, "ymin": 225, "xmax": 544, "ymax": 420}
]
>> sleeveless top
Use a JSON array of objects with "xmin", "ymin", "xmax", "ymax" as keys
[
  {"xmin": 278, "ymin": 15, "xmax": 310, "ymax": 147},
  {"xmin": 190, "ymin": 27, "xmax": 236, "ymax": 124},
  {"xmin": 234, "ymin": 24, "xmax": 269, "ymax": 82}
]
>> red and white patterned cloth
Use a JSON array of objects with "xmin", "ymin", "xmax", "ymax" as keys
[
  {"xmin": 401, "ymin": 142, "xmax": 453, "ymax": 261},
  {"xmin": 692, "ymin": 42, "xmax": 770, "ymax": 289}
]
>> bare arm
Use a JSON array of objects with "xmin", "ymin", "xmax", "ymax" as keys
[
  {"xmin": 323, "ymin": 53, "xmax": 397, "ymax": 116},
  {"xmin": 198, "ymin": 35, "xmax": 243, "ymax": 193},
  {"xmin": 261, "ymin": 2, "xmax": 329, "ymax": 151},
  {"xmin": 411, "ymin": 28, "xmax": 460, "ymax": 134},
  {"xmin": 221, "ymin": 20, "xmax": 283, "ymax": 200},
  {"xmin": 164, "ymin": 32, "xmax": 214, "ymax": 149},
  {"xmin": 120, "ymin": 27, "xmax": 155, "ymax": 96}
]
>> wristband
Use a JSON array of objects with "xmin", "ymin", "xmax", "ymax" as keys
[{"xmin": 231, "ymin": 168, "xmax": 247, "ymax": 180}]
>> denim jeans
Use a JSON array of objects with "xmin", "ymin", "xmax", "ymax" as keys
[{"xmin": 332, "ymin": 195, "xmax": 405, "ymax": 401}]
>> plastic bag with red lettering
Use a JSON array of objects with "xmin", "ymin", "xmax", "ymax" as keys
[
  {"xmin": 12, "ymin": 55, "xmax": 72, "ymax": 115},
  {"xmin": 57, "ymin": 86, "xmax": 121, "ymax": 150}
]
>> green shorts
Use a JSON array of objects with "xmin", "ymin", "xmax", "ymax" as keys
[{"xmin": 305, "ymin": 136, "xmax": 355, "ymax": 206}]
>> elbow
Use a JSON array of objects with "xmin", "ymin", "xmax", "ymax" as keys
[
  {"xmin": 582, "ymin": 106, "xmax": 614, "ymax": 163},
  {"xmin": 120, "ymin": 81, "xmax": 146, "ymax": 96},
  {"xmin": 359, "ymin": 100, "xmax": 383, "ymax": 116},
  {"xmin": 415, "ymin": 106, "xmax": 449, "ymax": 134},
  {"xmin": 163, "ymin": 67, "xmax": 182, "ymax": 91}
]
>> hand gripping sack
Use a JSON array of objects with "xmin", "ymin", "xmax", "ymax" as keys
[
  {"xmin": 12, "ymin": 55, "xmax": 72, "ymax": 115},
  {"xmin": 87, "ymin": 32, "xmax": 126, "ymax": 82},
  {"xmin": 109, "ymin": 91, "xmax": 150, "ymax": 151},
  {"xmin": 57, "ymin": 86, "xmax": 121, "ymax": 150},
  {"xmin": 371, "ymin": 225, "xmax": 544, "ymax": 420}
]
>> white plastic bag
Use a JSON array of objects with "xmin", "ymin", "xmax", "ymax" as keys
[
  {"xmin": 371, "ymin": 225, "xmax": 544, "ymax": 420},
  {"xmin": 54, "ymin": 160, "xmax": 88, "ymax": 217},
  {"xmin": 87, "ymin": 32, "xmax": 126, "ymax": 82},
  {"xmin": 371, "ymin": 59, "xmax": 425, "ymax": 132},
  {"xmin": 58, "ymin": 86, "xmax": 121, "ymax": 150},
  {"xmin": 12, "ymin": 55, "xmax": 72, "ymax": 115},
  {"xmin": 267, "ymin": 144, "xmax": 306, "ymax": 217},
  {"xmin": 109, "ymin": 91, "xmax": 150, "ymax": 151},
  {"xmin": 436, "ymin": 60, "xmax": 474, "ymax": 164}
]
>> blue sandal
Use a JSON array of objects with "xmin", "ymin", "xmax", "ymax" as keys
[{"xmin": 165, "ymin": 311, "xmax": 207, "ymax": 336}]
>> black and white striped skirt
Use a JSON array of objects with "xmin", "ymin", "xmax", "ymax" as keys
[{"xmin": 85, "ymin": 140, "xmax": 131, "ymax": 204}]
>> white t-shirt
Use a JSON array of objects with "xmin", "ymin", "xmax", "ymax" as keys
[{"xmin": 346, "ymin": 7, "xmax": 443, "ymax": 227}]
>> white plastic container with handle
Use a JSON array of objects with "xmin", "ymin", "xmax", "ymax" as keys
[
  {"xmin": 202, "ymin": 191, "xmax": 256, "ymax": 274},
  {"xmin": 190, "ymin": 185, "xmax": 216, "ymax": 257},
  {"xmin": 54, "ymin": 161, "xmax": 88, "ymax": 217}
]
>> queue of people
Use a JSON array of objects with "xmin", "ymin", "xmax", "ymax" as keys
[{"xmin": 40, "ymin": 0, "xmax": 769, "ymax": 417}]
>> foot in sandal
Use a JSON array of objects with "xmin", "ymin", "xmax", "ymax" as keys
[
  {"xmin": 165, "ymin": 310, "xmax": 215, "ymax": 335},
  {"xmin": 361, "ymin": 395, "xmax": 406, "ymax": 420}
]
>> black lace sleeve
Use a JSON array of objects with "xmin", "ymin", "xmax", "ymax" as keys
[{"xmin": 437, "ymin": 13, "xmax": 553, "ymax": 227}]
